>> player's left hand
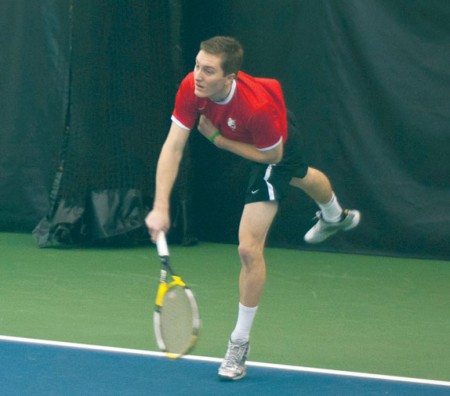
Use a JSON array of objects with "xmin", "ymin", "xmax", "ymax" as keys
[{"xmin": 197, "ymin": 115, "xmax": 218, "ymax": 140}]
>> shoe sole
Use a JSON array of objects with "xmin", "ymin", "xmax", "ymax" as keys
[{"xmin": 218, "ymin": 368, "xmax": 247, "ymax": 381}]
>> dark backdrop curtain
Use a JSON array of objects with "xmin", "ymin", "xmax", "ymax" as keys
[
  {"xmin": 0, "ymin": 1, "xmax": 70, "ymax": 232},
  {"xmin": 0, "ymin": 0, "xmax": 186, "ymax": 246},
  {"xmin": 1, "ymin": 0, "xmax": 449, "ymax": 258},
  {"xmin": 188, "ymin": 0, "xmax": 450, "ymax": 259}
]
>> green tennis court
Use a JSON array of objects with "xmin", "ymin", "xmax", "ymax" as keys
[{"xmin": 1, "ymin": 232, "xmax": 449, "ymax": 382}]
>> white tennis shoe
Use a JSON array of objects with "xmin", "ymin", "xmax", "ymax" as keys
[
  {"xmin": 218, "ymin": 339, "xmax": 250, "ymax": 381},
  {"xmin": 304, "ymin": 209, "xmax": 361, "ymax": 244}
]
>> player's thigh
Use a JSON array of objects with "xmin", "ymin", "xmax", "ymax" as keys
[{"xmin": 238, "ymin": 201, "xmax": 278, "ymax": 247}]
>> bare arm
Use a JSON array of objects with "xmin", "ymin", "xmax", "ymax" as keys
[
  {"xmin": 145, "ymin": 122, "xmax": 190, "ymax": 241},
  {"xmin": 215, "ymin": 135, "xmax": 283, "ymax": 164},
  {"xmin": 198, "ymin": 115, "xmax": 283, "ymax": 164}
]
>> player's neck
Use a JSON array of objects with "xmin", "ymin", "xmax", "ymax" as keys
[{"xmin": 212, "ymin": 80, "xmax": 236, "ymax": 104}]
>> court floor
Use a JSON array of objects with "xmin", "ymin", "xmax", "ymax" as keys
[
  {"xmin": 1, "ymin": 336, "xmax": 449, "ymax": 395},
  {"xmin": 1, "ymin": 232, "xmax": 450, "ymax": 393}
]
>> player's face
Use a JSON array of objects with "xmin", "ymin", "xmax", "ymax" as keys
[{"xmin": 194, "ymin": 50, "xmax": 235, "ymax": 101}]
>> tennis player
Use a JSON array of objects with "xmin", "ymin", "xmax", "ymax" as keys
[{"xmin": 145, "ymin": 36, "xmax": 360, "ymax": 380}]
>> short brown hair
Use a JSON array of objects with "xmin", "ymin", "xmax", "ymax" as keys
[{"xmin": 200, "ymin": 36, "xmax": 244, "ymax": 76}]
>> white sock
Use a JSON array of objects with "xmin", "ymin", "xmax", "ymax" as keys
[
  {"xmin": 318, "ymin": 193, "xmax": 343, "ymax": 222},
  {"xmin": 230, "ymin": 303, "xmax": 258, "ymax": 343}
]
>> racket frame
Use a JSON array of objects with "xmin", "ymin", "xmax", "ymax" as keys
[{"xmin": 153, "ymin": 232, "xmax": 200, "ymax": 358}]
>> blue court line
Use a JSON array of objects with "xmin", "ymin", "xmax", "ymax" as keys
[{"xmin": 1, "ymin": 336, "xmax": 449, "ymax": 395}]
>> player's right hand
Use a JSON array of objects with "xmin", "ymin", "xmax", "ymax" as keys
[{"xmin": 145, "ymin": 209, "xmax": 170, "ymax": 243}]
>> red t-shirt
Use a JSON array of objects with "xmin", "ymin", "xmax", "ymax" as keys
[{"xmin": 171, "ymin": 71, "xmax": 288, "ymax": 150}]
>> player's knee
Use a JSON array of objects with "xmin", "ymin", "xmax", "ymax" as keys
[{"xmin": 238, "ymin": 243, "xmax": 262, "ymax": 265}]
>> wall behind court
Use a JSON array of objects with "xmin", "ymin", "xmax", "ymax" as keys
[
  {"xmin": 1, "ymin": 0, "xmax": 186, "ymax": 245},
  {"xmin": 0, "ymin": 1, "xmax": 69, "ymax": 232},
  {"xmin": 185, "ymin": 0, "xmax": 450, "ymax": 259},
  {"xmin": 1, "ymin": 1, "xmax": 449, "ymax": 259}
]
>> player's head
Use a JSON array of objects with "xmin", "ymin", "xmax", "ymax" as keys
[
  {"xmin": 200, "ymin": 36, "xmax": 243, "ymax": 76},
  {"xmin": 194, "ymin": 36, "xmax": 243, "ymax": 101}
]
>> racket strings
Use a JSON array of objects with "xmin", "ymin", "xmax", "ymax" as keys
[{"xmin": 160, "ymin": 285, "xmax": 197, "ymax": 354}]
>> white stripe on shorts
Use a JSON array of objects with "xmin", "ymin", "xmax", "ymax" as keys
[{"xmin": 264, "ymin": 165, "xmax": 276, "ymax": 200}]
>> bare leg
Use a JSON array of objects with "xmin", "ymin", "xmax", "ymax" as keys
[
  {"xmin": 289, "ymin": 167, "xmax": 333, "ymax": 204},
  {"xmin": 219, "ymin": 201, "xmax": 278, "ymax": 377},
  {"xmin": 237, "ymin": 201, "xmax": 278, "ymax": 307}
]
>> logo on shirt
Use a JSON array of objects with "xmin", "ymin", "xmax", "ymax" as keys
[{"xmin": 227, "ymin": 117, "xmax": 237, "ymax": 130}]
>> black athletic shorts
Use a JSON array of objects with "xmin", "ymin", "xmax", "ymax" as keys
[{"xmin": 245, "ymin": 110, "xmax": 308, "ymax": 204}]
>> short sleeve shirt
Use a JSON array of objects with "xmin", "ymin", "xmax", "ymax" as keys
[{"xmin": 171, "ymin": 71, "xmax": 288, "ymax": 151}]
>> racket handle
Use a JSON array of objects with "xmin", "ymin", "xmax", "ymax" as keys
[{"xmin": 156, "ymin": 232, "xmax": 169, "ymax": 257}]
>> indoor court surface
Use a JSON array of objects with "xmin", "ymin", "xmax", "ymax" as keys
[{"xmin": 1, "ymin": 232, "xmax": 449, "ymax": 394}]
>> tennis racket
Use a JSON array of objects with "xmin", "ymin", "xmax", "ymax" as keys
[{"xmin": 153, "ymin": 232, "xmax": 200, "ymax": 358}]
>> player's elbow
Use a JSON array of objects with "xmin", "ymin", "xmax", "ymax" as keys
[
  {"xmin": 264, "ymin": 154, "xmax": 282, "ymax": 165},
  {"xmin": 263, "ymin": 144, "xmax": 283, "ymax": 164},
  {"xmin": 271, "ymin": 151, "xmax": 283, "ymax": 164}
]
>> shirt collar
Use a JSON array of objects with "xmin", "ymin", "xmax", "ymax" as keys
[{"xmin": 213, "ymin": 79, "xmax": 236, "ymax": 105}]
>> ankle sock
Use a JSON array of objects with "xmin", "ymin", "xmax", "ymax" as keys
[
  {"xmin": 318, "ymin": 193, "xmax": 343, "ymax": 223},
  {"xmin": 230, "ymin": 303, "xmax": 258, "ymax": 343}
]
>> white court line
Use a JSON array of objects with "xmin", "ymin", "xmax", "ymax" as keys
[{"xmin": 1, "ymin": 335, "xmax": 449, "ymax": 388}]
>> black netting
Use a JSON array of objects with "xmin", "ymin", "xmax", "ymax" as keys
[{"xmin": 34, "ymin": 0, "xmax": 187, "ymax": 246}]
